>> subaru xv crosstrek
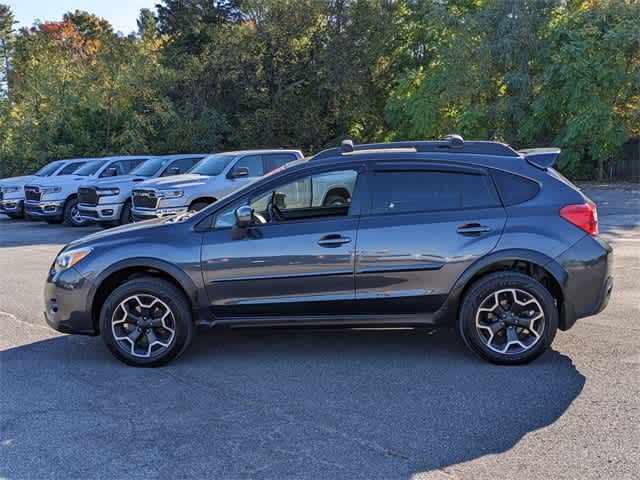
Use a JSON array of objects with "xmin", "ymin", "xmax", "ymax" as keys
[
  {"xmin": 77, "ymin": 154, "xmax": 208, "ymax": 227},
  {"xmin": 44, "ymin": 136, "xmax": 613, "ymax": 367},
  {"xmin": 0, "ymin": 158, "xmax": 91, "ymax": 218}
]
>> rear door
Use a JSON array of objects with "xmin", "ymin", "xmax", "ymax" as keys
[{"xmin": 355, "ymin": 162, "xmax": 506, "ymax": 314}]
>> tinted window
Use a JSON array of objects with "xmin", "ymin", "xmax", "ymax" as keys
[
  {"xmin": 263, "ymin": 153, "xmax": 297, "ymax": 173},
  {"xmin": 74, "ymin": 160, "xmax": 108, "ymax": 176},
  {"xmin": 234, "ymin": 155, "xmax": 264, "ymax": 177},
  {"xmin": 492, "ymin": 170, "xmax": 540, "ymax": 206},
  {"xmin": 370, "ymin": 171, "xmax": 500, "ymax": 214},
  {"xmin": 34, "ymin": 161, "xmax": 64, "ymax": 177},
  {"xmin": 57, "ymin": 162, "xmax": 85, "ymax": 175},
  {"xmin": 131, "ymin": 158, "xmax": 164, "ymax": 176},
  {"xmin": 100, "ymin": 160, "xmax": 127, "ymax": 177},
  {"xmin": 126, "ymin": 159, "xmax": 147, "ymax": 172},
  {"xmin": 189, "ymin": 154, "xmax": 236, "ymax": 176},
  {"xmin": 161, "ymin": 158, "xmax": 199, "ymax": 176}
]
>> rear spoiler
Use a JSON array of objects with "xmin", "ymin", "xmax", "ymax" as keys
[{"xmin": 519, "ymin": 148, "xmax": 561, "ymax": 170}]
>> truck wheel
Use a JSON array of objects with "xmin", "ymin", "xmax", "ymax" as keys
[
  {"xmin": 100, "ymin": 277, "xmax": 194, "ymax": 367},
  {"xmin": 457, "ymin": 271, "xmax": 558, "ymax": 365},
  {"xmin": 189, "ymin": 201, "xmax": 210, "ymax": 212},
  {"xmin": 63, "ymin": 197, "xmax": 88, "ymax": 227},
  {"xmin": 119, "ymin": 200, "xmax": 133, "ymax": 225}
]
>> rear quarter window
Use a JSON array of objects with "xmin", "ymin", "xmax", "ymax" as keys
[{"xmin": 491, "ymin": 170, "xmax": 540, "ymax": 206}]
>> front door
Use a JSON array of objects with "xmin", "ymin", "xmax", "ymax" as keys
[
  {"xmin": 355, "ymin": 164, "xmax": 507, "ymax": 314},
  {"xmin": 201, "ymin": 167, "xmax": 362, "ymax": 318}
]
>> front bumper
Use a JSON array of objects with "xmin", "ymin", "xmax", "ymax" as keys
[
  {"xmin": 553, "ymin": 234, "xmax": 614, "ymax": 330},
  {"xmin": 132, "ymin": 206, "xmax": 188, "ymax": 221},
  {"xmin": 78, "ymin": 202, "xmax": 124, "ymax": 222},
  {"xmin": 0, "ymin": 199, "xmax": 24, "ymax": 215},
  {"xmin": 25, "ymin": 200, "xmax": 64, "ymax": 219},
  {"xmin": 44, "ymin": 265, "xmax": 96, "ymax": 335}
]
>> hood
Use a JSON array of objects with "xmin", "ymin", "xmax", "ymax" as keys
[
  {"xmin": 136, "ymin": 173, "xmax": 211, "ymax": 190},
  {"xmin": 0, "ymin": 175, "xmax": 36, "ymax": 186},
  {"xmin": 80, "ymin": 174, "xmax": 149, "ymax": 189},
  {"xmin": 26, "ymin": 174, "xmax": 86, "ymax": 187},
  {"xmin": 66, "ymin": 216, "xmax": 169, "ymax": 249}
]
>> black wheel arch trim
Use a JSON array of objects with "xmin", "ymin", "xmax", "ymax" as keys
[{"xmin": 433, "ymin": 248, "xmax": 568, "ymax": 325}]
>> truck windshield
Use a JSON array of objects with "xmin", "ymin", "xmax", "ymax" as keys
[
  {"xmin": 188, "ymin": 154, "xmax": 236, "ymax": 176},
  {"xmin": 35, "ymin": 161, "xmax": 64, "ymax": 177},
  {"xmin": 73, "ymin": 160, "xmax": 108, "ymax": 176},
  {"xmin": 130, "ymin": 158, "xmax": 164, "ymax": 177}
]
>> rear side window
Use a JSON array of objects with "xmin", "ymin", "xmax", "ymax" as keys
[
  {"xmin": 491, "ymin": 170, "xmax": 540, "ymax": 206},
  {"xmin": 369, "ymin": 171, "xmax": 500, "ymax": 214},
  {"xmin": 264, "ymin": 153, "xmax": 297, "ymax": 173}
]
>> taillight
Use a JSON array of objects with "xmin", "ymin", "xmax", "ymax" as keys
[{"xmin": 560, "ymin": 203, "xmax": 598, "ymax": 236}]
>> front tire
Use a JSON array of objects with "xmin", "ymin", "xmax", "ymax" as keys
[
  {"xmin": 100, "ymin": 278, "xmax": 194, "ymax": 367},
  {"xmin": 63, "ymin": 197, "xmax": 88, "ymax": 227},
  {"xmin": 458, "ymin": 272, "xmax": 558, "ymax": 365},
  {"xmin": 119, "ymin": 200, "xmax": 133, "ymax": 225}
]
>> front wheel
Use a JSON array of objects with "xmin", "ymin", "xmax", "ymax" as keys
[
  {"xmin": 100, "ymin": 277, "xmax": 194, "ymax": 367},
  {"xmin": 458, "ymin": 272, "xmax": 558, "ymax": 365},
  {"xmin": 63, "ymin": 197, "xmax": 88, "ymax": 227}
]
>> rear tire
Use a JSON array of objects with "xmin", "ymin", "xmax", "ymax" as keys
[
  {"xmin": 458, "ymin": 271, "xmax": 558, "ymax": 365},
  {"xmin": 63, "ymin": 197, "xmax": 88, "ymax": 227},
  {"xmin": 100, "ymin": 277, "xmax": 193, "ymax": 367}
]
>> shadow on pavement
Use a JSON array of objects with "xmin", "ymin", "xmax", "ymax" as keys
[
  {"xmin": 0, "ymin": 217, "xmax": 100, "ymax": 247},
  {"xmin": 1, "ymin": 328, "xmax": 585, "ymax": 479}
]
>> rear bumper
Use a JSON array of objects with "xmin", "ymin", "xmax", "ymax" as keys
[
  {"xmin": 25, "ymin": 200, "xmax": 64, "ymax": 219},
  {"xmin": 553, "ymin": 235, "xmax": 613, "ymax": 330},
  {"xmin": 44, "ymin": 265, "xmax": 96, "ymax": 335},
  {"xmin": 78, "ymin": 202, "xmax": 123, "ymax": 222},
  {"xmin": 0, "ymin": 199, "xmax": 24, "ymax": 215},
  {"xmin": 132, "ymin": 206, "xmax": 188, "ymax": 221}
]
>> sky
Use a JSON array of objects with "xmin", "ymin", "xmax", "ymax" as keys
[{"xmin": 8, "ymin": 0, "xmax": 158, "ymax": 35}]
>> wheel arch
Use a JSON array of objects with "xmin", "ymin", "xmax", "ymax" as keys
[
  {"xmin": 189, "ymin": 197, "xmax": 217, "ymax": 209},
  {"xmin": 88, "ymin": 258, "xmax": 201, "ymax": 333}
]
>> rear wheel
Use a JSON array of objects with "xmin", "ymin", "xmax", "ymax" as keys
[
  {"xmin": 100, "ymin": 278, "xmax": 193, "ymax": 367},
  {"xmin": 458, "ymin": 272, "xmax": 558, "ymax": 365},
  {"xmin": 63, "ymin": 197, "xmax": 88, "ymax": 227},
  {"xmin": 189, "ymin": 201, "xmax": 211, "ymax": 212}
]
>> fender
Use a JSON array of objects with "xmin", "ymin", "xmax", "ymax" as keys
[
  {"xmin": 432, "ymin": 248, "xmax": 567, "ymax": 325},
  {"xmin": 86, "ymin": 257, "xmax": 204, "ymax": 314}
]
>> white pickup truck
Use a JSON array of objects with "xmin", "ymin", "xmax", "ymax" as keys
[
  {"xmin": 24, "ymin": 156, "xmax": 153, "ymax": 226},
  {"xmin": 0, "ymin": 158, "xmax": 90, "ymax": 219}
]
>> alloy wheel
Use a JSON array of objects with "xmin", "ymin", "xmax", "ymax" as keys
[
  {"xmin": 475, "ymin": 288, "xmax": 545, "ymax": 355},
  {"xmin": 111, "ymin": 294, "xmax": 176, "ymax": 358}
]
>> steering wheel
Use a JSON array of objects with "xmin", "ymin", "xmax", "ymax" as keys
[{"xmin": 267, "ymin": 202, "xmax": 284, "ymax": 222}]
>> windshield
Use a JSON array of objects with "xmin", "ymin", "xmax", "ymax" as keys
[
  {"xmin": 188, "ymin": 154, "xmax": 236, "ymax": 176},
  {"xmin": 73, "ymin": 160, "xmax": 108, "ymax": 176},
  {"xmin": 130, "ymin": 158, "xmax": 164, "ymax": 177},
  {"xmin": 35, "ymin": 161, "xmax": 64, "ymax": 177}
]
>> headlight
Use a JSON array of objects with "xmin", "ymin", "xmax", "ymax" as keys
[
  {"xmin": 159, "ymin": 190, "xmax": 184, "ymax": 199},
  {"xmin": 41, "ymin": 186, "xmax": 62, "ymax": 194},
  {"xmin": 1, "ymin": 186, "xmax": 21, "ymax": 194},
  {"xmin": 97, "ymin": 187, "xmax": 120, "ymax": 196},
  {"xmin": 54, "ymin": 247, "xmax": 93, "ymax": 272}
]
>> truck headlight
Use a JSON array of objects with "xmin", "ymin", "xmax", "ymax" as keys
[
  {"xmin": 54, "ymin": 247, "xmax": 93, "ymax": 272},
  {"xmin": 97, "ymin": 187, "xmax": 120, "ymax": 196},
  {"xmin": 159, "ymin": 190, "xmax": 184, "ymax": 199},
  {"xmin": 41, "ymin": 186, "xmax": 62, "ymax": 194},
  {"xmin": 1, "ymin": 186, "xmax": 21, "ymax": 194}
]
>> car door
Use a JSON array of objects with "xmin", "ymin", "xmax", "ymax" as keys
[
  {"xmin": 200, "ymin": 165, "xmax": 363, "ymax": 319},
  {"xmin": 355, "ymin": 162, "xmax": 507, "ymax": 314},
  {"xmin": 224, "ymin": 154, "xmax": 264, "ymax": 193}
]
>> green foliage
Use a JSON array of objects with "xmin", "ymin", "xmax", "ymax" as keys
[{"xmin": 0, "ymin": 0, "xmax": 638, "ymax": 179}]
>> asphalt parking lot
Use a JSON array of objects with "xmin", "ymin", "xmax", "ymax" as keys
[{"xmin": 1, "ymin": 185, "xmax": 639, "ymax": 480}]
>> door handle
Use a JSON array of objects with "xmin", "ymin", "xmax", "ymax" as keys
[
  {"xmin": 318, "ymin": 234, "xmax": 352, "ymax": 247},
  {"xmin": 457, "ymin": 223, "xmax": 492, "ymax": 236}
]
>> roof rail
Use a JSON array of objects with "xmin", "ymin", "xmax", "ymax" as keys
[{"xmin": 311, "ymin": 135, "xmax": 519, "ymax": 161}]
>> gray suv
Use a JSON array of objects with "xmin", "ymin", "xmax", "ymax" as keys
[
  {"xmin": 44, "ymin": 136, "xmax": 613, "ymax": 367},
  {"xmin": 77, "ymin": 154, "xmax": 207, "ymax": 227},
  {"xmin": 131, "ymin": 150, "xmax": 302, "ymax": 220}
]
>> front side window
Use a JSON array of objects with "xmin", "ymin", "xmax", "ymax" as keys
[
  {"xmin": 131, "ymin": 158, "xmax": 165, "ymax": 177},
  {"xmin": 369, "ymin": 171, "xmax": 500, "ymax": 215},
  {"xmin": 233, "ymin": 155, "xmax": 264, "ymax": 177},
  {"xmin": 189, "ymin": 154, "xmax": 237, "ymax": 176},
  {"xmin": 161, "ymin": 158, "xmax": 201, "ymax": 176},
  {"xmin": 214, "ymin": 169, "xmax": 359, "ymax": 228},
  {"xmin": 73, "ymin": 160, "xmax": 108, "ymax": 176},
  {"xmin": 58, "ymin": 162, "xmax": 85, "ymax": 175}
]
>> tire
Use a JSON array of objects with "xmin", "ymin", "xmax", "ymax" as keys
[
  {"xmin": 45, "ymin": 218, "xmax": 64, "ymax": 224},
  {"xmin": 457, "ymin": 271, "xmax": 558, "ymax": 365},
  {"xmin": 63, "ymin": 197, "xmax": 88, "ymax": 227},
  {"xmin": 189, "ymin": 201, "xmax": 211, "ymax": 212},
  {"xmin": 323, "ymin": 194, "xmax": 349, "ymax": 207},
  {"xmin": 119, "ymin": 200, "xmax": 133, "ymax": 225},
  {"xmin": 100, "ymin": 277, "xmax": 193, "ymax": 367}
]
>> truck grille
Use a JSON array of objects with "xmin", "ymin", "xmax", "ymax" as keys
[
  {"xmin": 24, "ymin": 186, "xmax": 42, "ymax": 202},
  {"xmin": 132, "ymin": 190, "xmax": 158, "ymax": 209},
  {"xmin": 78, "ymin": 187, "xmax": 99, "ymax": 206}
]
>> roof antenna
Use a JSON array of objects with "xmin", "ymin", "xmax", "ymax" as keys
[
  {"xmin": 340, "ymin": 139, "xmax": 354, "ymax": 154},
  {"xmin": 442, "ymin": 134, "xmax": 464, "ymax": 148}
]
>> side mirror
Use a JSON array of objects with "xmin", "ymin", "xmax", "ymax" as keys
[
  {"xmin": 234, "ymin": 205, "xmax": 252, "ymax": 228},
  {"xmin": 102, "ymin": 167, "xmax": 118, "ymax": 177},
  {"xmin": 229, "ymin": 166, "xmax": 249, "ymax": 179}
]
